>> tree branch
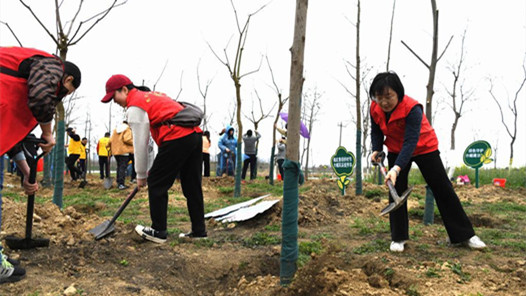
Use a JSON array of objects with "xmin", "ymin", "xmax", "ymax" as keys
[
  {"xmin": 437, "ymin": 35, "xmax": 454, "ymax": 61},
  {"xmin": 489, "ymin": 80, "xmax": 513, "ymax": 138},
  {"xmin": 0, "ymin": 21, "xmax": 23, "ymax": 46},
  {"xmin": 401, "ymin": 40, "xmax": 429, "ymax": 69},
  {"xmin": 19, "ymin": 0, "xmax": 59, "ymax": 46},
  {"xmin": 153, "ymin": 59, "xmax": 169, "ymax": 91},
  {"xmin": 65, "ymin": 0, "xmax": 84, "ymax": 37},
  {"xmin": 69, "ymin": 0, "xmax": 127, "ymax": 46}
]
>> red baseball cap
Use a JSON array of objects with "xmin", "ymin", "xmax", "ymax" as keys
[{"xmin": 101, "ymin": 74, "xmax": 133, "ymax": 103}]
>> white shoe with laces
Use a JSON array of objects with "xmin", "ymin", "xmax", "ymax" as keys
[
  {"xmin": 389, "ymin": 241, "xmax": 406, "ymax": 252},
  {"xmin": 466, "ymin": 235, "xmax": 486, "ymax": 249}
]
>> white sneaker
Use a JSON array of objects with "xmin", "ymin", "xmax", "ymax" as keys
[
  {"xmin": 466, "ymin": 235, "xmax": 486, "ymax": 249},
  {"xmin": 390, "ymin": 241, "xmax": 406, "ymax": 252}
]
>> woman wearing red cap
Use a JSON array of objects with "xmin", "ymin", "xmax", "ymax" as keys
[{"xmin": 101, "ymin": 74, "xmax": 207, "ymax": 243}]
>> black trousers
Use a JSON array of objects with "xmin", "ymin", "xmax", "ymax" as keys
[
  {"xmin": 202, "ymin": 152, "xmax": 210, "ymax": 177},
  {"xmin": 115, "ymin": 155, "xmax": 129, "ymax": 186},
  {"xmin": 147, "ymin": 132, "xmax": 205, "ymax": 234},
  {"xmin": 241, "ymin": 154, "xmax": 257, "ymax": 180},
  {"xmin": 78, "ymin": 159, "xmax": 86, "ymax": 177},
  {"xmin": 388, "ymin": 150, "xmax": 475, "ymax": 243},
  {"xmin": 66, "ymin": 154, "xmax": 83, "ymax": 180},
  {"xmin": 277, "ymin": 159, "xmax": 284, "ymax": 177},
  {"xmin": 99, "ymin": 156, "xmax": 109, "ymax": 179},
  {"xmin": 129, "ymin": 154, "xmax": 136, "ymax": 180}
]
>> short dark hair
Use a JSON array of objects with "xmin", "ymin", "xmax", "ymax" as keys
[
  {"xmin": 136, "ymin": 85, "xmax": 151, "ymax": 91},
  {"xmin": 82, "ymin": 137, "xmax": 87, "ymax": 140},
  {"xmin": 119, "ymin": 84, "xmax": 136, "ymax": 92},
  {"xmin": 104, "ymin": 132, "xmax": 110, "ymax": 137},
  {"xmin": 247, "ymin": 130, "xmax": 253, "ymax": 136},
  {"xmin": 369, "ymin": 71, "xmax": 405, "ymax": 102},
  {"xmin": 64, "ymin": 61, "xmax": 81, "ymax": 88}
]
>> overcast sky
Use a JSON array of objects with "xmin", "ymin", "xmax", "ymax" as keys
[{"xmin": 1, "ymin": 0, "xmax": 525, "ymax": 169}]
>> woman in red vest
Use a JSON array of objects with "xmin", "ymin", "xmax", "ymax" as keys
[
  {"xmin": 369, "ymin": 71, "xmax": 485, "ymax": 252},
  {"xmin": 101, "ymin": 74, "xmax": 206, "ymax": 244}
]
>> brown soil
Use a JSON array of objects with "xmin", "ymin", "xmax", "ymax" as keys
[{"xmin": 0, "ymin": 173, "xmax": 525, "ymax": 295}]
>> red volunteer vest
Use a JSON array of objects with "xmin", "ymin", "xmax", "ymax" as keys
[
  {"xmin": 370, "ymin": 95, "xmax": 438, "ymax": 156},
  {"xmin": 126, "ymin": 89, "xmax": 201, "ymax": 146},
  {"xmin": 0, "ymin": 47, "xmax": 61, "ymax": 155}
]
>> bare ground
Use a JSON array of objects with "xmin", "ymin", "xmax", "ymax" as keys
[{"xmin": 0, "ymin": 173, "xmax": 525, "ymax": 296}]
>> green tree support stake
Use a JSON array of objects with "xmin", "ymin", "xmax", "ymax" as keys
[
  {"xmin": 475, "ymin": 167, "xmax": 479, "ymax": 188},
  {"xmin": 423, "ymin": 185, "xmax": 434, "ymax": 225},
  {"xmin": 269, "ymin": 146, "xmax": 275, "ymax": 186},
  {"xmin": 42, "ymin": 153, "xmax": 52, "ymax": 187},
  {"xmin": 355, "ymin": 130, "xmax": 362, "ymax": 195},
  {"xmin": 280, "ymin": 160, "xmax": 301, "ymax": 286},
  {"xmin": 234, "ymin": 144, "xmax": 243, "ymax": 197},
  {"xmin": 53, "ymin": 120, "xmax": 65, "ymax": 209}
]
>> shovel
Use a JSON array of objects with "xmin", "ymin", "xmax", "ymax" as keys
[
  {"xmin": 5, "ymin": 136, "xmax": 49, "ymax": 250},
  {"xmin": 89, "ymin": 186, "xmax": 139, "ymax": 240},
  {"xmin": 373, "ymin": 151, "xmax": 413, "ymax": 216}
]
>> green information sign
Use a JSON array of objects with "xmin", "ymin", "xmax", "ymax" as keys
[
  {"xmin": 330, "ymin": 146, "xmax": 356, "ymax": 195},
  {"xmin": 463, "ymin": 140, "xmax": 493, "ymax": 188},
  {"xmin": 463, "ymin": 140, "xmax": 493, "ymax": 169}
]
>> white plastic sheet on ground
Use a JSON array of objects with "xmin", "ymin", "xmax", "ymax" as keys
[{"xmin": 204, "ymin": 194, "xmax": 280, "ymax": 223}]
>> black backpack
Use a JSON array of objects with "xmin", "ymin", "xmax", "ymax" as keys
[{"xmin": 156, "ymin": 101, "xmax": 203, "ymax": 128}]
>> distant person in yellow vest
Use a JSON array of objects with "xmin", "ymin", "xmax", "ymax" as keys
[
  {"xmin": 65, "ymin": 127, "xmax": 83, "ymax": 181},
  {"xmin": 108, "ymin": 121, "xmax": 134, "ymax": 190},
  {"xmin": 78, "ymin": 137, "xmax": 88, "ymax": 177},
  {"xmin": 97, "ymin": 132, "xmax": 111, "ymax": 179}
]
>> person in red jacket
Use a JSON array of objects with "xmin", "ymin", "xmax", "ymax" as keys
[
  {"xmin": 101, "ymin": 74, "xmax": 206, "ymax": 243},
  {"xmin": 369, "ymin": 71, "xmax": 485, "ymax": 253},
  {"xmin": 0, "ymin": 46, "xmax": 81, "ymax": 283}
]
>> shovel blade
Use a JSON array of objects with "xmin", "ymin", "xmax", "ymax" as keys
[
  {"xmin": 78, "ymin": 180, "xmax": 88, "ymax": 188},
  {"xmin": 5, "ymin": 236, "xmax": 49, "ymax": 250},
  {"xmin": 103, "ymin": 177, "xmax": 113, "ymax": 189},
  {"xmin": 380, "ymin": 187, "xmax": 412, "ymax": 216},
  {"xmin": 89, "ymin": 220, "xmax": 115, "ymax": 240}
]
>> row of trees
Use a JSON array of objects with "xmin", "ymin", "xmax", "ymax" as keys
[
  {"xmin": 343, "ymin": 0, "xmax": 525, "ymax": 194},
  {"xmin": 4, "ymin": 0, "xmax": 524, "ymax": 205}
]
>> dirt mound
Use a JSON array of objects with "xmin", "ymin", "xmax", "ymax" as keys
[
  {"xmin": 2, "ymin": 197, "xmax": 105, "ymax": 246},
  {"xmin": 297, "ymin": 180, "xmax": 384, "ymax": 226}
]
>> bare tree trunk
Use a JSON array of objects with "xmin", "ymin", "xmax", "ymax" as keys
[
  {"xmin": 208, "ymin": 2, "xmax": 265, "ymax": 196},
  {"xmin": 401, "ymin": 0, "xmax": 452, "ymax": 125},
  {"xmin": 234, "ymin": 78, "xmax": 243, "ymax": 197},
  {"xmin": 450, "ymin": 117, "xmax": 459, "ymax": 150},
  {"xmin": 280, "ymin": 0, "xmax": 308, "ymax": 287},
  {"xmin": 21, "ymin": 0, "xmax": 127, "ymax": 208},
  {"xmin": 303, "ymin": 90, "xmax": 320, "ymax": 180},
  {"xmin": 399, "ymin": 0, "xmax": 453, "ymax": 225},
  {"xmin": 425, "ymin": 0, "xmax": 439, "ymax": 125},
  {"xmin": 386, "ymin": 0, "xmax": 396, "ymax": 71},
  {"xmin": 489, "ymin": 63, "xmax": 525, "ymax": 169},
  {"xmin": 265, "ymin": 56, "xmax": 288, "ymax": 185},
  {"xmin": 355, "ymin": 0, "xmax": 362, "ymax": 195}
]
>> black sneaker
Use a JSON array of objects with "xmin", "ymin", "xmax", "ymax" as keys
[
  {"xmin": 0, "ymin": 257, "xmax": 25, "ymax": 284},
  {"xmin": 178, "ymin": 231, "xmax": 207, "ymax": 239},
  {"xmin": 135, "ymin": 225, "xmax": 167, "ymax": 244}
]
